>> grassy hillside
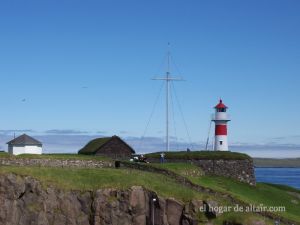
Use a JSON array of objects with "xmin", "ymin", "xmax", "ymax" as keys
[
  {"xmin": 1, "ymin": 158, "xmax": 299, "ymax": 223},
  {"xmin": 153, "ymin": 163, "xmax": 300, "ymax": 222},
  {"xmin": 0, "ymin": 165, "xmax": 276, "ymax": 225},
  {"xmin": 153, "ymin": 162, "xmax": 300, "ymax": 222},
  {"xmin": 0, "ymin": 166, "xmax": 208, "ymax": 202},
  {"xmin": 192, "ymin": 176, "xmax": 300, "ymax": 222},
  {"xmin": 146, "ymin": 151, "xmax": 251, "ymax": 160},
  {"xmin": 152, "ymin": 162, "xmax": 204, "ymax": 177},
  {"xmin": 254, "ymin": 158, "xmax": 300, "ymax": 167}
]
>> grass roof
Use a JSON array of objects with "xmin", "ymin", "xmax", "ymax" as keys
[{"xmin": 78, "ymin": 137, "xmax": 111, "ymax": 155}]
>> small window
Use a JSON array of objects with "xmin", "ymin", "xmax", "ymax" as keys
[
  {"xmin": 217, "ymin": 108, "xmax": 226, "ymax": 112},
  {"xmin": 220, "ymin": 141, "xmax": 223, "ymax": 145}
]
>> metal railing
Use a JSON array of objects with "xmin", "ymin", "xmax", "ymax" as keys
[{"xmin": 211, "ymin": 113, "xmax": 230, "ymax": 121}]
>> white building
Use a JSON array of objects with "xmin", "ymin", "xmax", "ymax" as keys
[{"xmin": 7, "ymin": 134, "xmax": 43, "ymax": 155}]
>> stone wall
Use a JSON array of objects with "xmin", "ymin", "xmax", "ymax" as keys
[
  {"xmin": 194, "ymin": 159, "xmax": 256, "ymax": 186},
  {"xmin": 146, "ymin": 158, "xmax": 256, "ymax": 186},
  {"xmin": 0, "ymin": 158, "xmax": 113, "ymax": 168}
]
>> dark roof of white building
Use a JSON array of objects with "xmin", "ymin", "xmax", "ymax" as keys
[{"xmin": 7, "ymin": 134, "xmax": 42, "ymax": 146}]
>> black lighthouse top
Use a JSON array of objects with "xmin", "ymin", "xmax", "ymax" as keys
[{"xmin": 214, "ymin": 99, "xmax": 228, "ymax": 112}]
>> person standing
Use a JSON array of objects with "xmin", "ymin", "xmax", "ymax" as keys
[{"xmin": 160, "ymin": 152, "xmax": 165, "ymax": 163}]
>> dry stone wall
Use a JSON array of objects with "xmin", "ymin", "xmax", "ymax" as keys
[
  {"xmin": 194, "ymin": 159, "xmax": 256, "ymax": 186},
  {"xmin": 0, "ymin": 158, "xmax": 113, "ymax": 168},
  {"xmin": 146, "ymin": 158, "xmax": 256, "ymax": 186}
]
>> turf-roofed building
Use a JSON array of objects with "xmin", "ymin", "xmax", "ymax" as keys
[{"xmin": 78, "ymin": 135, "xmax": 135, "ymax": 159}]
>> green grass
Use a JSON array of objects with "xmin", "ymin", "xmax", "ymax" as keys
[
  {"xmin": 1, "ymin": 159, "xmax": 299, "ymax": 223},
  {"xmin": 0, "ymin": 153, "xmax": 110, "ymax": 161},
  {"xmin": 78, "ymin": 137, "xmax": 111, "ymax": 154},
  {"xmin": 0, "ymin": 166, "xmax": 208, "ymax": 202},
  {"xmin": 148, "ymin": 162, "xmax": 300, "ymax": 223},
  {"xmin": 264, "ymin": 183, "xmax": 300, "ymax": 194},
  {"xmin": 190, "ymin": 176, "xmax": 300, "ymax": 222},
  {"xmin": 146, "ymin": 151, "xmax": 251, "ymax": 160},
  {"xmin": 0, "ymin": 152, "xmax": 10, "ymax": 158},
  {"xmin": 151, "ymin": 162, "xmax": 204, "ymax": 177}
]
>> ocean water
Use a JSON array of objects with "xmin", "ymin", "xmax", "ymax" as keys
[{"xmin": 255, "ymin": 167, "xmax": 300, "ymax": 189}]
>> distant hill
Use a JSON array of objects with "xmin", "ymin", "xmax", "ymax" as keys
[{"xmin": 254, "ymin": 158, "xmax": 300, "ymax": 167}]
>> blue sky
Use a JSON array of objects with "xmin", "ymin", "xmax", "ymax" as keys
[{"xmin": 0, "ymin": 0, "xmax": 300, "ymax": 157}]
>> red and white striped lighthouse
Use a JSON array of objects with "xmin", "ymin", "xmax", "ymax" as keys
[{"xmin": 212, "ymin": 99, "xmax": 230, "ymax": 151}]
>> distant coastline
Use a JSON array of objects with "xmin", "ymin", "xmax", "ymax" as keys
[{"xmin": 254, "ymin": 158, "xmax": 300, "ymax": 168}]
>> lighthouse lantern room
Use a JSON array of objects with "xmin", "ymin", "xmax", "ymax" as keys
[{"xmin": 212, "ymin": 99, "xmax": 230, "ymax": 151}]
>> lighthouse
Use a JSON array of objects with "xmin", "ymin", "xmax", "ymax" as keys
[{"xmin": 212, "ymin": 99, "xmax": 230, "ymax": 151}]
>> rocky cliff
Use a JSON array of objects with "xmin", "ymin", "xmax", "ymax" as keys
[{"xmin": 0, "ymin": 173, "xmax": 203, "ymax": 225}]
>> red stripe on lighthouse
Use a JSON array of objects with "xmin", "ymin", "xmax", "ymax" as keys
[{"xmin": 215, "ymin": 125, "xmax": 227, "ymax": 135}]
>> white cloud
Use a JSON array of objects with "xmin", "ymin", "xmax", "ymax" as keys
[
  {"xmin": 0, "ymin": 129, "xmax": 34, "ymax": 135},
  {"xmin": 45, "ymin": 129, "xmax": 89, "ymax": 135},
  {"xmin": 0, "ymin": 132, "xmax": 299, "ymax": 158}
]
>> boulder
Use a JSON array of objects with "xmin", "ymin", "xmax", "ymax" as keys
[{"xmin": 166, "ymin": 198, "xmax": 184, "ymax": 225}]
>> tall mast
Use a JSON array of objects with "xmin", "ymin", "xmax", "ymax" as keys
[
  {"xmin": 153, "ymin": 44, "xmax": 183, "ymax": 152},
  {"xmin": 166, "ymin": 48, "xmax": 170, "ymax": 152}
]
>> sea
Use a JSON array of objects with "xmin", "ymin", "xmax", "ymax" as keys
[{"xmin": 255, "ymin": 167, "xmax": 300, "ymax": 190}]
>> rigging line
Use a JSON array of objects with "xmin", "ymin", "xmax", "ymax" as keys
[
  {"xmin": 171, "ymin": 82, "xmax": 194, "ymax": 149},
  {"xmin": 170, "ymin": 84, "xmax": 179, "ymax": 151},
  {"xmin": 170, "ymin": 54, "xmax": 183, "ymax": 78},
  {"xmin": 154, "ymin": 53, "xmax": 169, "ymax": 78},
  {"xmin": 205, "ymin": 120, "xmax": 212, "ymax": 150},
  {"xmin": 138, "ymin": 81, "xmax": 165, "ymax": 151},
  {"xmin": 211, "ymin": 128, "xmax": 214, "ymax": 150}
]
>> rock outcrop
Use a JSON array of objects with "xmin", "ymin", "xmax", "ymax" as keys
[{"xmin": 0, "ymin": 173, "xmax": 203, "ymax": 225}]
